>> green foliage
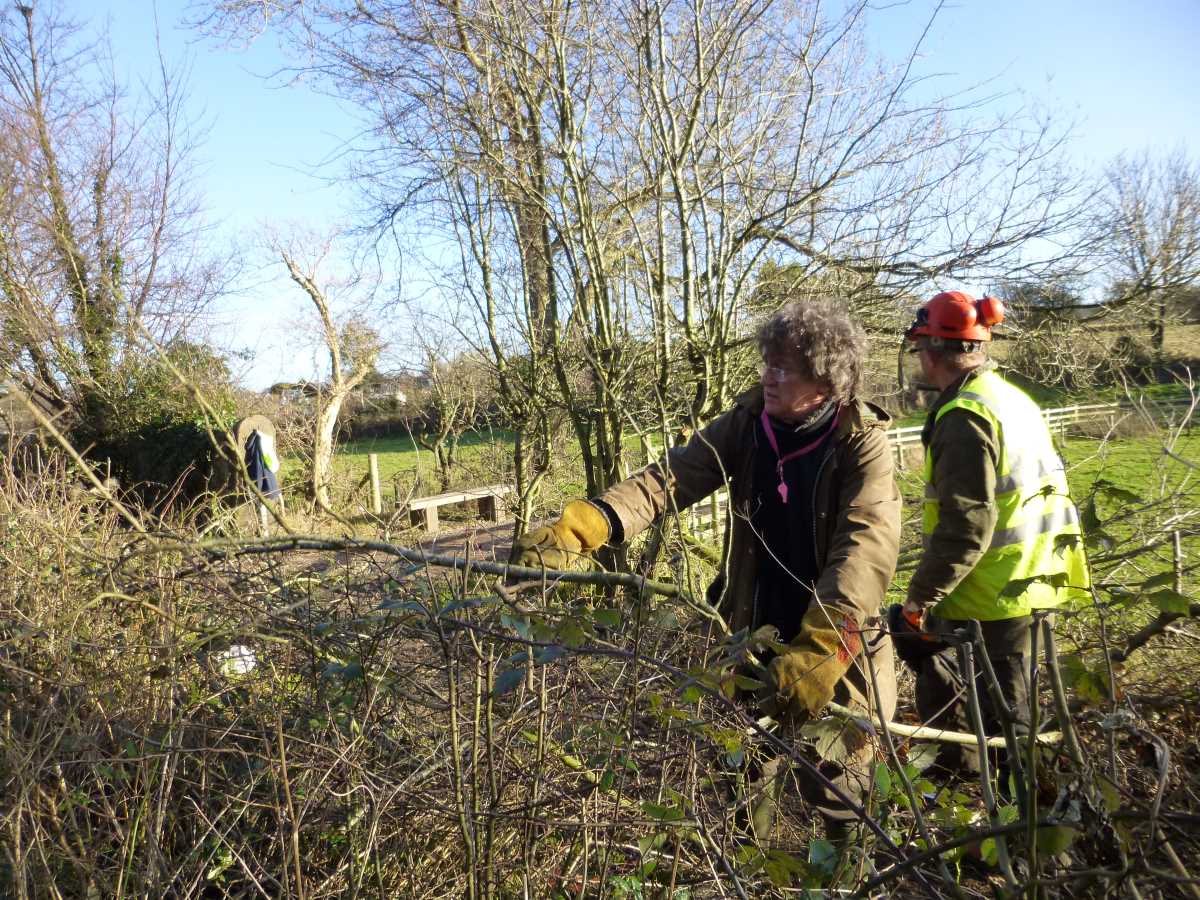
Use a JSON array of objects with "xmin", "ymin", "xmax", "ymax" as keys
[
  {"xmin": 72, "ymin": 340, "xmax": 241, "ymax": 507},
  {"xmin": 112, "ymin": 339, "xmax": 240, "ymax": 431},
  {"xmin": 1058, "ymin": 653, "xmax": 1111, "ymax": 705},
  {"xmin": 1148, "ymin": 588, "xmax": 1193, "ymax": 614}
]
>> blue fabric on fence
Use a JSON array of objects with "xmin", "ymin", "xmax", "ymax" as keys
[{"xmin": 245, "ymin": 431, "xmax": 281, "ymax": 500}]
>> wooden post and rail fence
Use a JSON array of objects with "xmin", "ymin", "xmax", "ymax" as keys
[{"xmin": 884, "ymin": 397, "xmax": 1195, "ymax": 468}]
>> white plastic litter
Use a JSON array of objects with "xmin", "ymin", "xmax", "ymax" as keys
[{"xmin": 215, "ymin": 644, "xmax": 257, "ymax": 676}]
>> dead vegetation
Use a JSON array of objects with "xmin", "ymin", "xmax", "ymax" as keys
[{"xmin": 2, "ymin": 415, "xmax": 1200, "ymax": 899}]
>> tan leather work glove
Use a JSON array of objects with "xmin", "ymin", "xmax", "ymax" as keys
[
  {"xmin": 767, "ymin": 606, "xmax": 862, "ymax": 718},
  {"xmin": 510, "ymin": 500, "xmax": 611, "ymax": 570}
]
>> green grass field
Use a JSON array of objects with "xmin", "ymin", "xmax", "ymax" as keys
[
  {"xmin": 890, "ymin": 374, "xmax": 1195, "ymax": 428},
  {"xmin": 333, "ymin": 428, "xmax": 517, "ymax": 491},
  {"xmin": 334, "ymin": 397, "xmax": 1197, "ymax": 497},
  {"xmin": 1063, "ymin": 429, "xmax": 1200, "ymax": 495},
  {"xmin": 891, "ymin": 429, "xmax": 1200, "ymax": 538}
]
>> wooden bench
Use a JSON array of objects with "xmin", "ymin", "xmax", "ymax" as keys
[{"xmin": 408, "ymin": 484, "xmax": 514, "ymax": 533}]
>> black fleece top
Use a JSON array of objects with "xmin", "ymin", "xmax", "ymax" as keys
[{"xmin": 750, "ymin": 401, "xmax": 838, "ymax": 642}]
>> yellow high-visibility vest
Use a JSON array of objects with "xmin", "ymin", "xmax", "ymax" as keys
[{"xmin": 923, "ymin": 370, "xmax": 1090, "ymax": 620}]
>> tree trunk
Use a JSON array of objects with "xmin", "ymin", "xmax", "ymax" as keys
[
  {"xmin": 311, "ymin": 390, "xmax": 347, "ymax": 515},
  {"xmin": 1152, "ymin": 297, "xmax": 1167, "ymax": 364}
]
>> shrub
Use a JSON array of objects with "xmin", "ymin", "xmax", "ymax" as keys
[{"xmin": 71, "ymin": 340, "xmax": 241, "ymax": 510}]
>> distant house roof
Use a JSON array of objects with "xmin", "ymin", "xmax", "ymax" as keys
[{"xmin": 266, "ymin": 380, "xmax": 320, "ymax": 398}]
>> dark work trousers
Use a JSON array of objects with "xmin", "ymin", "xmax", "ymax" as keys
[
  {"xmin": 746, "ymin": 631, "xmax": 896, "ymax": 842},
  {"xmin": 914, "ymin": 614, "xmax": 1034, "ymax": 786}
]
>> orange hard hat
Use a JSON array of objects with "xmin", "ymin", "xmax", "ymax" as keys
[{"xmin": 905, "ymin": 291, "xmax": 1005, "ymax": 342}]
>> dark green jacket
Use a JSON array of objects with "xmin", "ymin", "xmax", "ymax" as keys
[{"xmin": 905, "ymin": 364, "xmax": 1002, "ymax": 610}]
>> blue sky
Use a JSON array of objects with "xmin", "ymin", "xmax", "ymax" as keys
[
  {"xmin": 870, "ymin": 0, "xmax": 1200, "ymax": 166},
  {"xmin": 62, "ymin": 0, "xmax": 1200, "ymax": 389}
]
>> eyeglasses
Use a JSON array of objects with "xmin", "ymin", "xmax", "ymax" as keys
[
  {"xmin": 760, "ymin": 362, "xmax": 806, "ymax": 382},
  {"xmin": 903, "ymin": 308, "xmax": 929, "ymax": 350}
]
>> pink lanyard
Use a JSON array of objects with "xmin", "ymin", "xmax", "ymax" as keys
[{"xmin": 760, "ymin": 406, "xmax": 841, "ymax": 504}]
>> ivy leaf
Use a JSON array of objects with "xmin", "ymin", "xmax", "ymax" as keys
[
  {"xmin": 799, "ymin": 718, "xmax": 852, "ymax": 766},
  {"xmin": 500, "ymin": 612, "xmax": 531, "ymax": 639},
  {"xmin": 556, "ymin": 620, "xmax": 588, "ymax": 647},
  {"xmin": 763, "ymin": 849, "xmax": 807, "ymax": 887},
  {"xmin": 1096, "ymin": 775, "xmax": 1121, "ymax": 813},
  {"xmin": 1037, "ymin": 825, "xmax": 1079, "ymax": 855},
  {"xmin": 1054, "ymin": 534, "xmax": 1082, "ymax": 557},
  {"xmin": 874, "ymin": 762, "xmax": 893, "ymax": 798},
  {"xmin": 641, "ymin": 801, "xmax": 684, "ymax": 822},
  {"xmin": 593, "ymin": 607, "xmax": 622, "ymax": 629},
  {"xmin": 637, "ymin": 832, "xmax": 668, "ymax": 856},
  {"xmin": 438, "ymin": 597, "xmax": 482, "ymax": 617},
  {"xmin": 735, "ymin": 845, "xmax": 766, "ymax": 872},
  {"xmin": 492, "ymin": 667, "xmax": 525, "ymax": 697},
  {"xmin": 905, "ymin": 743, "xmax": 939, "ymax": 774},
  {"xmin": 732, "ymin": 675, "xmax": 766, "ymax": 692},
  {"xmin": 1000, "ymin": 575, "xmax": 1046, "ymax": 599},
  {"xmin": 534, "ymin": 644, "xmax": 567, "ymax": 665},
  {"xmin": 714, "ymin": 730, "xmax": 744, "ymax": 755},
  {"xmin": 1140, "ymin": 571, "xmax": 1176, "ymax": 591},
  {"xmin": 980, "ymin": 837, "xmax": 998, "ymax": 866},
  {"xmin": 1094, "ymin": 479, "xmax": 1140, "ymax": 504},
  {"xmin": 807, "ymin": 839, "xmax": 838, "ymax": 876},
  {"xmin": 1148, "ymin": 589, "xmax": 1193, "ymax": 615},
  {"xmin": 1057, "ymin": 653, "xmax": 1109, "ymax": 706}
]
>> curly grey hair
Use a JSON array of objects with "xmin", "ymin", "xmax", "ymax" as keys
[{"xmin": 756, "ymin": 299, "xmax": 867, "ymax": 401}]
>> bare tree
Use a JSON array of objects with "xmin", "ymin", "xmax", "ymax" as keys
[
  {"xmin": 278, "ymin": 242, "xmax": 382, "ymax": 515},
  {"xmin": 194, "ymin": 0, "xmax": 1087, "ymax": 508},
  {"xmin": 408, "ymin": 349, "xmax": 484, "ymax": 491},
  {"xmin": 0, "ymin": 2, "xmax": 227, "ymax": 434},
  {"xmin": 1094, "ymin": 150, "xmax": 1200, "ymax": 362}
]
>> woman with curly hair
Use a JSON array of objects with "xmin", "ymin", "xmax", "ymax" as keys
[{"xmin": 513, "ymin": 298, "xmax": 900, "ymax": 844}]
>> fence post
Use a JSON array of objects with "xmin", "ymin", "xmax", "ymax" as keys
[
  {"xmin": 368, "ymin": 453, "xmax": 382, "ymax": 515},
  {"xmin": 1174, "ymin": 529, "xmax": 1184, "ymax": 594}
]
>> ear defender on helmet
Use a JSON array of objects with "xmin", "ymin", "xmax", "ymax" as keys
[{"xmin": 976, "ymin": 295, "xmax": 1005, "ymax": 328}]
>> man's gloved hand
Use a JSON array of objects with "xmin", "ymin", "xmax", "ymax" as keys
[
  {"xmin": 767, "ymin": 607, "xmax": 861, "ymax": 719},
  {"xmin": 510, "ymin": 500, "xmax": 611, "ymax": 570},
  {"xmin": 898, "ymin": 600, "xmax": 931, "ymax": 636},
  {"xmin": 887, "ymin": 601, "xmax": 945, "ymax": 666}
]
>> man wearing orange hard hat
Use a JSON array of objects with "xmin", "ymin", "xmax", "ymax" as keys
[{"xmin": 894, "ymin": 290, "xmax": 1089, "ymax": 783}]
